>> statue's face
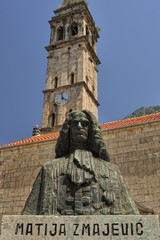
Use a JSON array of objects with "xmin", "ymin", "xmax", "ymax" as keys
[{"xmin": 70, "ymin": 112, "xmax": 89, "ymax": 143}]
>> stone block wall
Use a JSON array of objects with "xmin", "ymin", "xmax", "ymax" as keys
[
  {"xmin": 0, "ymin": 140, "xmax": 56, "ymax": 220},
  {"xmin": 103, "ymin": 121, "xmax": 160, "ymax": 215},
  {"xmin": 0, "ymin": 121, "xmax": 159, "ymax": 218}
]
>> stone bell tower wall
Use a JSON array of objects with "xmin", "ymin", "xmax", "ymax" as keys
[
  {"xmin": 42, "ymin": 2, "xmax": 100, "ymax": 129},
  {"xmin": 0, "ymin": 120, "xmax": 159, "ymax": 220}
]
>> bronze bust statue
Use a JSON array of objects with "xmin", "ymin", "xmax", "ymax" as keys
[{"xmin": 22, "ymin": 110, "xmax": 139, "ymax": 215}]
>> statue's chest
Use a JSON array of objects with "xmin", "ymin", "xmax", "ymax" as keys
[{"xmin": 57, "ymin": 175, "xmax": 109, "ymax": 215}]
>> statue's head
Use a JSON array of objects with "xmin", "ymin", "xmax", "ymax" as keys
[
  {"xmin": 55, "ymin": 110, "xmax": 110, "ymax": 161},
  {"xmin": 70, "ymin": 111, "xmax": 89, "ymax": 144}
]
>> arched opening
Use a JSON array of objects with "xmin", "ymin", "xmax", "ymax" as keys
[
  {"xmin": 71, "ymin": 73, "xmax": 74, "ymax": 84},
  {"xmin": 55, "ymin": 77, "xmax": 58, "ymax": 88},
  {"xmin": 86, "ymin": 25, "xmax": 89, "ymax": 36},
  {"xmin": 71, "ymin": 22, "xmax": 78, "ymax": 36},
  {"xmin": 57, "ymin": 26, "xmax": 64, "ymax": 41},
  {"xmin": 51, "ymin": 113, "xmax": 56, "ymax": 127}
]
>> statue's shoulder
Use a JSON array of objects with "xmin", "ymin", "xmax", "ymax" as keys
[
  {"xmin": 105, "ymin": 161, "xmax": 120, "ymax": 171},
  {"xmin": 93, "ymin": 157, "xmax": 121, "ymax": 178},
  {"xmin": 93, "ymin": 157, "xmax": 119, "ymax": 170},
  {"xmin": 43, "ymin": 157, "xmax": 68, "ymax": 169}
]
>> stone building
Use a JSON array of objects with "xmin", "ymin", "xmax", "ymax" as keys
[
  {"xmin": 0, "ymin": 0, "xmax": 160, "ymax": 220},
  {"xmin": 41, "ymin": 0, "xmax": 99, "ymax": 132}
]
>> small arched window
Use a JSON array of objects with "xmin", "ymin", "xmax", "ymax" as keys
[
  {"xmin": 71, "ymin": 22, "xmax": 78, "ymax": 36},
  {"xmin": 86, "ymin": 25, "xmax": 89, "ymax": 36},
  {"xmin": 55, "ymin": 77, "xmax": 58, "ymax": 88},
  {"xmin": 71, "ymin": 73, "xmax": 74, "ymax": 84},
  {"xmin": 92, "ymin": 36, "xmax": 95, "ymax": 47},
  {"xmin": 57, "ymin": 26, "xmax": 64, "ymax": 41},
  {"xmin": 51, "ymin": 113, "xmax": 56, "ymax": 127}
]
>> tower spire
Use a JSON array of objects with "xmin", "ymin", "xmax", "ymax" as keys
[{"xmin": 59, "ymin": 0, "xmax": 87, "ymax": 8}]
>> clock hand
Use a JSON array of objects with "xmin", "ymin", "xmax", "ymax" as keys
[
  {"xmin": 61, "ymin": 92, "xmax": 67, "ymax": 101},
  {"xmin": 61, "ymin": 93, "xmax": 64, "ymax": 100}
]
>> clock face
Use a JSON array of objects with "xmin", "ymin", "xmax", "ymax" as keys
[{"xmin": 55, "ymin": 91, "xmax": 70, "ymax": 105}]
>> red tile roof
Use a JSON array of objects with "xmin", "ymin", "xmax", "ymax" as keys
[
  {"xmin": 101, "ymin": 112, "xmax": 160, "ymax": 129},
  {"xmin": 1, "ymin": 113, "xmax": 160, "ymax": 149},
  {"xmin": 0, "ymin": 132, "xmax": 59, "ymax": 149}
]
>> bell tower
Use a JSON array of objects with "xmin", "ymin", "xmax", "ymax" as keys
[{"xmin": 41, "ymin": 0, "xmax": 100, "ymax": 133}]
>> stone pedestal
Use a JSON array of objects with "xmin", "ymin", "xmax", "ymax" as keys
[{"xmin": 0, "ymin": 215, "xmax": 159, "ymax": 239}]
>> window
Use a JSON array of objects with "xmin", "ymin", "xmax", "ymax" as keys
[
  {"xmin": 71, "ymin": 73, "xmax": 74, "ymax": 84},
  {"xmin": 86, "ymin": 25, "xmax": 90, "ymax": 42},
  {"xmin": 57, "ymin": 26, "xmax": 64, "ymax": 41},
  {"xmin": 55, "ymin": 77, "xmax": 58, "ymax": 88},
  {"xmin": 51, "ymin": 113, "xmax": 55, "ymax": 127},
  {"xmin": 86, "ymin": 25, "xmax": 89, "ymax": 36},
  {"xmin": 71, "ymin": 22, "xmax": 78, "ymax": 36}
]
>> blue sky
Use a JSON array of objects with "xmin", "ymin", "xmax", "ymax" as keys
[{"xmin": 0, "ymin": 0, "xmax": 160, "ymax": 145}]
